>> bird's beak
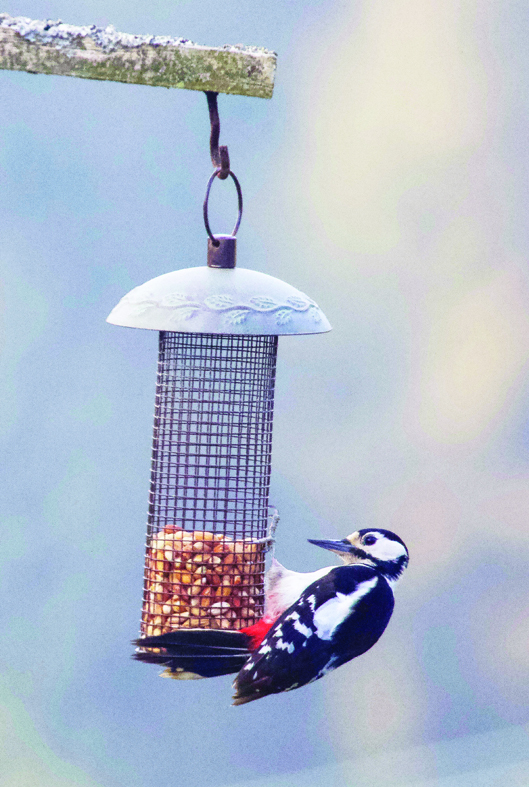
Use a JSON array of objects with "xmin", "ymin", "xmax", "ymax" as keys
[{"xmin": 307, "ymin": 538, "xmax": 353, "ymax": 554}]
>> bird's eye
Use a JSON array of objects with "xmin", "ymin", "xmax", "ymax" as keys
[{"xmin": 363, "ymin": 535, "xmax": 377, "ymax": 546}]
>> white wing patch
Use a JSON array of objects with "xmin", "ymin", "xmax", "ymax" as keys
[
  {"xmin": 275, "ymin": 639, "xmax": 295, "ymax": 654},
  {"xmin": 285, "ymin": 611, "xmax": 313, "ymax": 639},
  {"xmin": 313, "ymin": 577, "xmax": 378, "ymax": 640},
  {"xmin": 293, "ymin": 617, "xmax": 313, "ymax": 639}
]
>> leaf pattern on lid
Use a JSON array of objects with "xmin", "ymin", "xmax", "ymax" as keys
[
  {"xmin": 224, "ymin": 309, "xmax": 249, "ymax": 326},
  {"xmin": 204, "ymin": 294, "xmax": 236, "ymax": 310}
]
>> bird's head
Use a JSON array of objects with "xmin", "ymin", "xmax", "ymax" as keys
[{"xmin": 308, "ymin": 529, "xmax": 409, "ymax": 583}]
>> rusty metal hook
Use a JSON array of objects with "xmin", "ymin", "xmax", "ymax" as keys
[
  {"xmin": 203, "ymin": 90, "xmax": 243, "ymax": 245},
  {"xmin": 205, "ymin": 91, "xmax": 230, "ymax": 180}
]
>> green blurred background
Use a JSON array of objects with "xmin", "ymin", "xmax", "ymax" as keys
[{"xmin": 1, "ymin": 1, "xmax": 529, "ymax": 785}]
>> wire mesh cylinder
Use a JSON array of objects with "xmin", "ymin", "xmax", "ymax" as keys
[{"xmin": 141, "ymin": 331, "xmax": 278, "ymax": 636}]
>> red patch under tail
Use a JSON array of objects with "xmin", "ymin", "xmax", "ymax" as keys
[{"xmin": 240, "ymin": 619, "xmax": 275, "ymax": 650}]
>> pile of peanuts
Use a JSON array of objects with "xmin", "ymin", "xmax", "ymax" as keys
[{"xmin": 141, "ymin": 526, "xmax": 265, "ymax": 637}]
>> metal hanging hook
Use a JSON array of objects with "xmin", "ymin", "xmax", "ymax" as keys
[
  {"xmin": 205, "ymin": 91, "xmax": 230, "ymax": 179},
  {"xmin": 203, "ymin": 90, "xmax": 243, "ymax": 246}
]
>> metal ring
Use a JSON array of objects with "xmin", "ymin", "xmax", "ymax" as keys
[{"xmin": 203, "ymin": 169, "xmax": 243, "ymax": 245}]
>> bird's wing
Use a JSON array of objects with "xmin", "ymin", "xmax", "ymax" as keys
[{"xmin": 233, "ymin": 565, "xmax": 394, "ymax": 705}]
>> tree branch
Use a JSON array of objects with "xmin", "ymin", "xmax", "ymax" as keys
[{"xmin": 0, "ymin": 14, "xmax": 277, "ymax": 98}]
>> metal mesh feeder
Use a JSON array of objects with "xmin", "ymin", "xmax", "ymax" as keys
[
  {"xmin": 143, "ymin": 330, "xmax": 276, "ymax": 632},
  {"xmin": 108, "ymin": 234, "xmax": 331, "ymax": 637}
]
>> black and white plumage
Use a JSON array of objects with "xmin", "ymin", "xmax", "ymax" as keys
[{"xmin": 134, "ymin": 528, "xmax": 409, "ymax": 705}]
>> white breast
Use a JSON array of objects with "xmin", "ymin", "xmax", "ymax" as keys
[{"xmin": 264, "ymin": 559, "xmax": 334, "ymax": 621}]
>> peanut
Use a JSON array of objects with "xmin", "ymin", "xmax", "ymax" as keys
[
  {"xmin": 140, "ymin": 526, "xmax": 265, "ymax": 637},
  {"xmin": 192, "ymin": 541, "xmax": 212, "ymax": 553},
  {"xmin": 210, "ymin": 601, "xmax": 230, "ymax": 616}
]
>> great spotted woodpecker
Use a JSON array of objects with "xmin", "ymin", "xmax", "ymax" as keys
[{"xmin": 134, "ymin": 528, "xmax": 409, "ymax": 705}]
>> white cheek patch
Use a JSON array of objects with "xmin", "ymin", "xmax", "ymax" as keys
[
  {"xmin": 369, "ymin": 534, "xmax": 407, "ymax": 561},
  {"xmin": 313, "ymin": 577, "xmax": 378, "ymax": 640}
]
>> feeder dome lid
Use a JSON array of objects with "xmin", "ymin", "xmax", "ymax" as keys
[{"xmin": 107, "ymin": 265, "xmax": 331, "ymax": 335}]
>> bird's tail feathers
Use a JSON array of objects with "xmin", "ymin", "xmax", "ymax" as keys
[{"xmin": 133, "ymin": 628, "xmax": 251, "ymax": 680}]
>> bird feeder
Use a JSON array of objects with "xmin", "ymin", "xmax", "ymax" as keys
[
  {"xmin": 107, "ymin": 93, "xmax": 330, "ymax": 642},
  {"xmin": 0, "ymin": 16, "xmax": 330, "ymax": 648}
]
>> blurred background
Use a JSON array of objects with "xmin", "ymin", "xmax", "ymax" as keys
[{"xmin": 1, "ymin": 1, "xmax": 529, "ymax": 785}]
